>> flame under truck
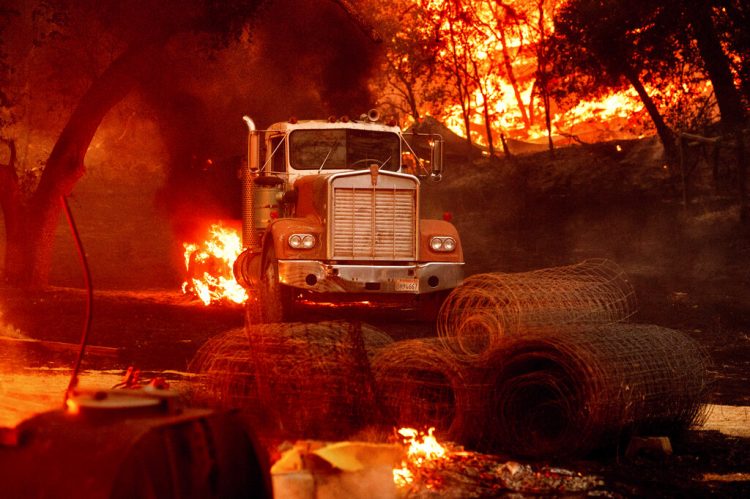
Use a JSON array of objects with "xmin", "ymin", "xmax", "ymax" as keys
[{"xmin": 233, "ymin": 112, "xmax": 464, "ymax": 322}]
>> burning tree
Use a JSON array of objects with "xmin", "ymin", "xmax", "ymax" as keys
[
  {"xmin": 365, "ymin": 0, "xmax": 450, "ymax": 124},
  {"xmin": 367, "ymin": 0, "xmax": 567, "ymax": 151},
  {"xmin": 555, "ymin": 0, "xmax": 747, "ymax": 215},
  {"xmin": 366, "ymin": 0, "xmax": 746, "ymax": 172}
]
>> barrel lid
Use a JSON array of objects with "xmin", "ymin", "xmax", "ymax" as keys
[{"xmin": 68, "ymin": 390, "xmax": 162, "ymax": 414}]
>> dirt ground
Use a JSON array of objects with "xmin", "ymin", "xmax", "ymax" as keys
[{"xmin": 1, "ymin": 136, "xmax": 749, "ymax": 496}]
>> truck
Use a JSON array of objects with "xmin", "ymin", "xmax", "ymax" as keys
[{"xmin": 233, "ymin": 111, "xmax": 464, "ymax": 322}]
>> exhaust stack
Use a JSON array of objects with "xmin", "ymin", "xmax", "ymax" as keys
[{"xmin": 242, "ymin": 116, "xmax": 260, "ymax": 250}]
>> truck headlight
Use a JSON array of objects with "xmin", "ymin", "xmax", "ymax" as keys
[
  {"xmin": 288, "ymin": 234, "xmax": 316, "ymax": 249},
  {"xmin": 430, "ymin": 236, "xmax": 456, "ymax": 252}
]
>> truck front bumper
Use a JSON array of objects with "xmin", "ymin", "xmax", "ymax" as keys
[{"xmin": 277, "ymin": 260, "xmax": 464, "ymax": 294}]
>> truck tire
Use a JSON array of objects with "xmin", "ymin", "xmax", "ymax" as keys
[{"xmin": 259, "ymin": 244, "xmax": 295, "ymax": 323}]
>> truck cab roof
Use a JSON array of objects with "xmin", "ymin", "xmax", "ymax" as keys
[
  {"xmin": 260, "ymin": 119, "xmax": 405, "ymax": 186},
  {"xmin": 267, "ymin": 119, "xmax": 401, "ymax": 134}
]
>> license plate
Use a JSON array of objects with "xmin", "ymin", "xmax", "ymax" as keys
[{"xmin": 395, "ymin": 278, "xmax": 419, "ymax": 292}]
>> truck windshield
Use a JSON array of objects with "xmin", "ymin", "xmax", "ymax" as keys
[{"xmin": 289, "ymin": 129, "xmax": 400, "ymax": 171}]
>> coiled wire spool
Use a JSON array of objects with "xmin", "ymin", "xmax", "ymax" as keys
[
  {"xmin": 473, "ymin": 324, "xmax": 711, "ymax": 459},
  {"xmin": 437, "ymin": 259, "xmax": 638, "ymax": 358},
  {"xmin": 371, "ymin": 338, "xmax": 478, "ymax": 440},
  {"xmin": 189, "ymin": 321, "xmax": 393, "ymax": 440}
]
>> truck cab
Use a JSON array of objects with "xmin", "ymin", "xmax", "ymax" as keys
[{"xmin": 233, "ymin": 113, "xmax": 463, "ymax": 322}]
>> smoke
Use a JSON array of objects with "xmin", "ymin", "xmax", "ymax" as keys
[
  {"xmin": 251, "ymin": 0, "xmax": 379, "ymax": 119},
  {"xmin": 143, "ymin": 0, "xmax": 380, "ymax": 240}
]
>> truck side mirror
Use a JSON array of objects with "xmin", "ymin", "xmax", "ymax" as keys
[{"xmin": 430, "ymin": 137, "xmax": 444, "ymax": 182}]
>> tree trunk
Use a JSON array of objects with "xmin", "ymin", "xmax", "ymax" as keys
[
  {"xmin": 406, "ymin": 85, "xmax": 420, "ymax": 123},
  {"xmin": 460, "ymin": 94, "xmax": 473, "ymax": 153},
  {"xmin": 542, "ymin": 83, "xmax": 555, "ymax": 158},
  {"xmin": 9, "ymin": 37, "xmax": 168, "ymax": 287},
  {"xmin": 685, "ymin": 0, "xmax": 747, "ymax": 220},
  {"xmin": 717, "ymin": 0, "xmax": 750, "ymax": 106},
  {"xmin": 686, "ymin": 0, "xmax": 745, "ymax": 129},
  {"xmin": 536, "ymin": 1, "xmax": 554, "ymax": 157},
  {"xmin": 469, "ymin": 58, "xmax": 495, "ymax": 157},
  {"xmin": 481, "ymin": 96, "xmax": 495, "ymax": 157},
  {"xmin": 0, "ymin": 139, "xmax": 25, "ymax": 281},
  {"xmin": 621, "ymin": 64, "xmax": 677, "ymax": 160},
  {"xmin": 498, "ymin": 29, "xmax": 530, "ymax": 131},
  {"xmin": 388, "ymin": 58, "xmax": 421, "ymax": 123},
  {"xmin": 446, "ymin": 16, "xmax": 474, "ymax": 152}
]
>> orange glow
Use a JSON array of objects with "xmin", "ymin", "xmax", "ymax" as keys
[
  {"xmin": 65, "ymin": 398, "xmax": 79, "ymax": 415},
  {"xmin": 181, "ymin": 223, "xmax": 248, "ymax": 306},
  {"xmin": 0, "ymin": 370, "xmax": 124, "ymax": 428},
  {"xmin": 400, "ymin": 427, "xmax": 446, "ymax": 462},
  {"xmin": 401, "ymin": 1, "xmax": 717, "ymax": 149},
  {"xmin": 393, "ymin": 427, "xmax": 447, "ymax": 487},
  {"xmin": 296, "ymin": 299, "xmax": 375, "ymax": 308}
]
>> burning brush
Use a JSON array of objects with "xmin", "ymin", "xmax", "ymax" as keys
[
  {"xmin": 181, "ymin": 222, "xmax": 248, "ymax": 305},
  {"xmin": 391, "ymin": 427, "xmax": 605, "ymax": 497}
]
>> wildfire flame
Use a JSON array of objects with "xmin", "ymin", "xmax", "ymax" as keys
[
  {"xmin": 393, "ymin": 427, "xmax": 447, "ymax": 487},
  {"xmin": 181, "ymin": 223, "xmax": 248, "ymax": 306},
  {"xmin": 405, "ymin": 0, "xmax": 717, "ymax": 149}
]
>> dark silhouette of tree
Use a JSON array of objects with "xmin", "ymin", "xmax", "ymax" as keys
[
  {"xmin": 555, "ymin": 0, "xmax": 747, "ymax": 217},
  {"xmin": 682, "ymin": 0, "xmax": 747, "ymax": 219},
  {"xmin": 553, "ymin": 1, "xmax": 680, "ymax": 158},
  {"xmin": 0, "ymin": 0, "xmax": 266, "ymax": 287},
  {"xmin": 713, "ymin": 0, "xmax": 750, "ymax": 108},
  {"xmin": 532, "ymin": 0, "xmax": 557, "ymax": 155}
]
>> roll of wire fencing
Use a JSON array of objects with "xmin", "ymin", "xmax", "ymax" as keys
[
  {"xmin": 471, "ymin": 324, "xmax": 712, "ymax": 459},
  {"xmin": 437, "ymin": 259, "xmax": 638, "ymax": 359},
  {"xmin": 370, "ymin": 338, "xmax": 481, "ymax": 442},
  {"xmin": 188, "ymin": 321, "xmax": 393, "ymax": 441}
]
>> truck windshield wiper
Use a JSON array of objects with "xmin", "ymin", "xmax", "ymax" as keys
[
  {"xmin": 318, "ymin": 143, "xmax": 338, "ymax": 172},
  {"xmin": 379, "ymin": 155, "xmax": 392, "ymax": 170}
]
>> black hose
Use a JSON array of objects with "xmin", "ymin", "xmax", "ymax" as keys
[{"xmin": 61, "ymin": 194, "xmax": 93, "ymax": 405}]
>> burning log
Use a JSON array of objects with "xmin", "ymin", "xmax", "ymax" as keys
[
  {"xmin": 437, "ymin": 259, "xmax": 637, "ymax": 358},
  {"xmin": 371, "ymin": 339, "xmax": 478, "ymax": 441},
  {"xmin": 472, "ymin": 324, "xmax": 711, "ymax": 459},
  {"xmin": 189, "ymin": 321, "xmax": 393, "ymax": 440}
]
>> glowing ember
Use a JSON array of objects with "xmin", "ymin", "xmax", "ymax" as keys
[
  {"xmin": 181, "ymin": 223, "xmax": 248, "ymax": 305},
  {"xmin": 393, "ymin": 427, "xmax": 447, "ymax": 487}
]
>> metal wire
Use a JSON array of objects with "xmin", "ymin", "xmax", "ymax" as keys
[
  {"xmin": 188, "ymin": 321, "xmax": 393, "ymax": 440},
  {"xmin": 471, "ymin": 324, "xmax": 711, "ymax": 458},
  {"xmin": 370, "ymin": 338, "xmax": 478, "ymax": 440},
  {"xmin": 61, "ymin": 195, "xmax": 94, "ymax": 405},
  {"xmin": 437, "ymin": 259, "xmax": 638, "ymax": 358}
]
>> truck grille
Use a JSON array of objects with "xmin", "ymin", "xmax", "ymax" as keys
[{"xmin": 331, "ymin": 185, "xmax": 417, "ymax": 260}]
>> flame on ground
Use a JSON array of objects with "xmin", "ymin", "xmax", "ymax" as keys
[
  {"xmin": 181, "ymin": 223, "xmax": 248, "ymax": 306},
  {"xmin": 393, "ymin": 427, "xmax": 447, "ymax": 487}
]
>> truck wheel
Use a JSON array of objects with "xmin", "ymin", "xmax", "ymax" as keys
[{"xmin": 259, "ymin": 245, "xmax": 294, "ymax": 323}]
